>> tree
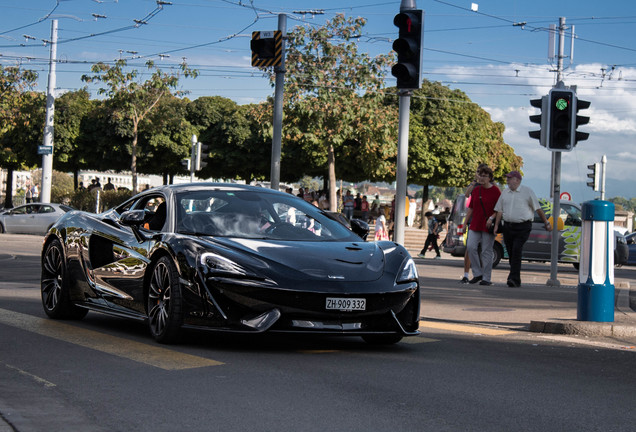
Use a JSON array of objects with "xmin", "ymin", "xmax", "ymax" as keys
[
  {"xmin": 140, "ymin": 95, "xmax": 197, "ymax": 184},
  {"xmin": 53, "ymin": 89, "xmax": 95, "ymax": 188},
  {"xmin": 82, "ymin": 60, "xmax": 197, "ymax": 193},
  {"xmin": 272, "ymin": 14, "xmax": 397, "ymax": 211},
  {"xmin": 188, "ymin": 97, "xmax": 268, "ymax": 183},
  {"xmin": 391, "ymin": 80, "xmax": 522, "ymax": 223},
  {"xmin": 0, "ymin": 65, "xmax": 39, "ymax": 208}
]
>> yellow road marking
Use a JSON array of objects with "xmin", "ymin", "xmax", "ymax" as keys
[
  {"xmin": 4, "ymin": 363, "xmax": 56, "ymax": 387},
  {"xmin": 402, "ymin": 336, "xmax": 438, "ymax": 344},
  {"xmin": 0, "ymin": 308, "xmax": 223, "ymax": 370},
  {"xmin": 420, "ymin": 321, "xmax": 515, "ymax": 336}
]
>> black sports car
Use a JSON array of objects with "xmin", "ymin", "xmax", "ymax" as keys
[{"xmin": 41, "ymin": 183, "xmax": 420, "ymax": 344}]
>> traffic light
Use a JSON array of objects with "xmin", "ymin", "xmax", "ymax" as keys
[
  {"xmin": 587, "ymin": 162, "xmax": 600, "ymax": 191},
  {"xmin": 574, "ymin": 96, "xmax": 591, "ymax": 146},
  {"xmin": 547, "ymin": 88, "xmax": 575, "ymax": 151},
  {"xmin": 528, "ymin": 95, "xmax": 548, "ymax": 147},
  {"xmin": 251, "ymin": 31, "xmax": 282, "ymax": 67},
  {"xmin": 391, "ymin": 9, "xmax": 423, "ymax": 89},
  {"xmin": 195, "ymin": 142, "xmax": 208, "ymax": 171},
  {"xmin": 180, "ymin": 158, "xmax": 191, "ymax": 171}
]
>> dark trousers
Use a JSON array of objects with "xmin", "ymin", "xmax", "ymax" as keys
[
  {"xmin": 503, "ymin": 221, "xmax": 532, "ymax": 285},
  {"xmin": 420, "ymin": 234, "xmax": 440, "ymax": 256}
]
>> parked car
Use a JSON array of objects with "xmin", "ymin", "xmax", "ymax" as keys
[
  {"xmin": 625, "ymin": 232, "xmax": 636, "ymax": 265},
  {"xmin": 41, "ymin": 183, "xmax": 420, "ymax": 345},
  {"xmin": 0, "ymin": 203, "xmax": 73, "ymax": 235},
  {"xmin": 442, "ymin": 195, "xmax": 627, "ymax": 268}
]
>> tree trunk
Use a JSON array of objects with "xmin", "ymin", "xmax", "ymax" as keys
[
  {"xmin": 131, "ymin": 122, "xmax": 138, "ymax": 194},
  {"xmin": 419, "ymin": 184, "xmax": 429, "ymax": 229},
  {"xmin": 73, "ymin": 170, "xmax": 79, "ymax": 190},
  {"xmin": 328, "ymin": 144, "xmax": 337, "ymax": 212},
  {"xmin": 3, "ymin": 167, "xmax": 15, "ymax": 209}
]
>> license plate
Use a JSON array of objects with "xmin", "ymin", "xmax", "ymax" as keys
[{"xmin": 326, "ymin": 297, "xmax": 366, "ymax": 311}]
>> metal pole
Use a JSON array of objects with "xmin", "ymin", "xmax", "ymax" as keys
[
  {"xmin": 600, "ymin": 154, "xmax": 607, "ymax": 200},
  {"xmin": 40, "ymin": 19, "xmax": 57, "ymax": 203},
  {"xmin": 394, "ymin": 91, "xmax": 411, "ymax": 246},
  {"xmin": 393, "ymin": 0, "xmax": 417, "ymax": 245},
  {"xmin": 190, "ymin": 134, "xmax": 196, "ymax": 183},
  {"xmin": 270, "ymin": 13, "xmax": 286, "ymax": 191},
  {"xmin": 547, "ymin": 17, "xmax": 566, "ymax": 287}
]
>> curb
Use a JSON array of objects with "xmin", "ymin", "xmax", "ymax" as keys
[{"xmin": 529, "ymin": 283, "xmax": 636, "ymax": 338}]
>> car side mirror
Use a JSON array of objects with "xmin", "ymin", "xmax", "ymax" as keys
[
  {"xmin": 119, "ymin": 210, "xmax": 148, "ymax": 227},
  {"xmin": 350, "ymin": 218, "xmax": 369, "ymax": 241},
  {"xmin": 119, "ymin": 210, "xmax": 152, "ymax": 242}
]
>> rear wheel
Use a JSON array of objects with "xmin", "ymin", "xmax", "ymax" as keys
[
  {"xmin": 361, "ymin": 334, "xmax": 403, "ymax": 345},
  {"xmin": 147, "ymin": 256, "xmax": 183, "ymax": 343},
  {"xmin": 492, "ymin": 242, "xmax": 503, "ymax": 268},
  {"xmin": 41, "ymin": 239, "xmax": 88, "ymax": 319}
]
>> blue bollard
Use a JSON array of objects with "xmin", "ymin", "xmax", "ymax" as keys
[{"xmin": 577, "ymin": 200, "xmax": 615, "ymax": 322}]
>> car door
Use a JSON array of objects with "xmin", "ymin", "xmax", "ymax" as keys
[
  {"xmin": 4, "ymin": 205, "xmax": 37, "ymax": 234},
  {"xmin": 521, "ymin": 210, "xmax": 552, "ymax": 261},
  {"xmin": 90, "ymin": 194, "xmax": 167, "ymax": 316},
  {"xmin": 35, "ymin": 204, "xmax": 60, "ymax": 234}
]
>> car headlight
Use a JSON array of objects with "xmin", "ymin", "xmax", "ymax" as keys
[
  {"xmin": 200, "ymin": 252, "xmax": 248, "ymax": 276},
  {"xmin": 396, "ymin": 257, "xmax": 418, "ymax": 283}
]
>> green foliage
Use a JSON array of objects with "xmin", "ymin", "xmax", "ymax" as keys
[
  {"xmin": 386, "ymin": 80, "xmax": 522, "ymax": 189},
  {"xmin": 81, "ymin": 60, "xmax": 197, "ymax": 192},
  {"xmin": 69, "ymin": 189, "xmax": 132, "ymax": 212},
  {"xmin": 50, "ymin": 171, "xmax": 74, "ymax": 204},
  {"xmin": 187, "ymin": 96, "xmax": 263, "ymax": 182}
]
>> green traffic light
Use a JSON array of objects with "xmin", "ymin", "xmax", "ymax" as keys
[{"xmin": 555, "ymin": 98, "xmax": 568, "ymax": 111}]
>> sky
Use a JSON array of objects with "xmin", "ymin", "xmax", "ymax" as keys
[{"xmin": 1, "ymin": 0, "xmax": 635, "ymax": 203}]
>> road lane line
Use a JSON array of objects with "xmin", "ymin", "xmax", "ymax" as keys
[
  {"xmin": 420, "ymin": 321, "xmax": 516, "ymax": 336},
  {"xmin": 0, "ymin": 308, "xmax": 223, "ymax": 370},
  {"xmin": 4, "ymin": 363, "xmax": 56, "ymax": 387}
]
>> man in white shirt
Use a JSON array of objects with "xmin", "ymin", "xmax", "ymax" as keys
[{"xmin": 493, "ymin": 171, "xmax": 552, "ymax": 287}]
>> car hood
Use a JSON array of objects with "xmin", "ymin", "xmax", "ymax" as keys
[{"xmin": 207, "ymin": 237, "xmax": 386, "ymax": 282}]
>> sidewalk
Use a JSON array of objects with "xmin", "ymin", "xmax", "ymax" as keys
[{"xmin": 415, "ymin": 256, "xmax": 636, "ymax": 340}]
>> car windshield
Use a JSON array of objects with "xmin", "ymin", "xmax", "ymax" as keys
[{"xmin": 175, "ymin": 189, "xmax": 359, "ymax": 241}]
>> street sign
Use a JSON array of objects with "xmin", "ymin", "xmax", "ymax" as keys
[
  {"xmin": 560, "ymin": 192, "xmax": 571, "ymax": 201},
  {"xmin": 38, "ymin": 145, "xmax": 53, "ymax": 155},
  {"xmin": 251, "ymin": 30, "xmax": 282, "ymax": 67}
]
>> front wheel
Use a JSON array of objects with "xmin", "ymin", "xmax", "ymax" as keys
[
  {"xmin": 41, "ymin": 239, "xmax": 88, "ymax": 320},
  {"xmin": 147, "ymin": 256, "xmax": 183, "ymax": 344}
]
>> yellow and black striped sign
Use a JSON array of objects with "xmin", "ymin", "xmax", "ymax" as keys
[{"xmin": 251, "ymin": 30, "xmax": 282, "ymax": 67}]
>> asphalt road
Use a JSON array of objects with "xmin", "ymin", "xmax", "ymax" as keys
[{"xmin": 1, "ymin": 234, "xmax": 636, "ymax": 432}]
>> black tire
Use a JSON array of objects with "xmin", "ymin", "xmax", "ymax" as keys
[
  {"xmin": 492, "ymin": 242, "xmax": 503, "ymax": 268},
  {"xmin": 41, "ymin": 239, "xmax": 88, "ymax": 320},
  {"xmin": 147, "ymin": 256, "xmax": 183, "ymax": 344},
  {"xmin": 361, "ymin": 334, "xmax": 403, "ymax": 345}
]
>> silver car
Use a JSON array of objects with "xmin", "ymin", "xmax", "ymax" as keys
[{"xmin": 0, "ymin": 203, "xmax": 73, "ymax": 235}]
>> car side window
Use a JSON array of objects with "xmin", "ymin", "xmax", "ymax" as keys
[
  {"xmin": 39, "ymin": 206, "xmax": 55, "ymax": 213},
  {"xmin": 11, "ymin": 206, "xmax": 27, "ymax": 215},
  {"xmin": 561, "ymin": 204, "xmax": 581, "ymax": 227}
]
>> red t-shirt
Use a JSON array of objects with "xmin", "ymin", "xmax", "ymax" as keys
[{"xmin": 468, "ymin": 185, "xmax": 501, "ymax": 232}]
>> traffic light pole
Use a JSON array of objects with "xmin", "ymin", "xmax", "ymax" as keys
[
  {"xmin": 270, "ymin": 14, "xmax": 286, "ymax": 192},
  {"xmin": 394, "ymin": 91, "xmax": 411, "ymax": 246},
  {"xmin": 547, "ymin": 17, "xmax": 567, "ymax": 287}
]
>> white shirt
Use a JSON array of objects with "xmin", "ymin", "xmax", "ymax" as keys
[{"xmin": 494, "ymin": 184, "xmax": 540, "ymax": 223}]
